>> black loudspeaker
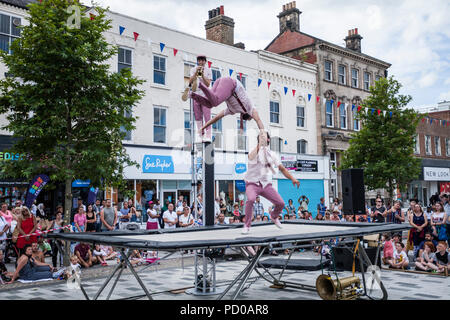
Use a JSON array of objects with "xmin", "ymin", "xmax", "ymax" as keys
[
  {"xmin": 342, "ymin": 168, "xmax": 365, "ymax": 215},
  {"xmin": 331, "ymin": 246, "xmax": 381, "ymax": 272}
]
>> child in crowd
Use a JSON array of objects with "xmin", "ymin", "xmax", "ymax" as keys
[
  {"xmin": 382, "ymin": 234, "xmax": 394, "ymax": 265},
  {"xmin": 429, "ymin": 241, "xmax": 449, "ymax": 275},
  {"xmin": 388, "ymin": 242, "xmax": 409, "ymax": 269},
  {"xmin": 100, "ymin": 245, "xmax": 118, "ymax": 261},
  {"xmin": 92, "ymin": 244, "xmax": 108, "ymax": 266},
  {"xmin": 414, "ymin": 241, "xmax": 436, "ymax": 271}
]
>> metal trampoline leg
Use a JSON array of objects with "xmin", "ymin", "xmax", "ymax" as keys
[
  {"xmin": 93, "ymin": 261, "xmax": 123, "ymax": 300},
  {"xmin": 106, "ymin": 265, "xmax": 125, "ymax": 300},
  {"xmin": 121, "ymin": 250, "xmax": 153, "ymax": 300}
]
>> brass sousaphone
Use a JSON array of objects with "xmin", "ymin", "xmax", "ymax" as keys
[{"xmin": 316, "ymin": 274, "xmax": 361, "ymax": 300}]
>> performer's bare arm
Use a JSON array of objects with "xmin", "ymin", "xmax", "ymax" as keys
[
  {"xmin": 251, "ymin": 109, "xmax": 265, "ymax": 131},
  {"xmin": 279, "ymin": 165, "xmax": 300, "ymax": 188}
]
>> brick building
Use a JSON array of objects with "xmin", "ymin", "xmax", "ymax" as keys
[
  {"xmin": 265, "ymin": 1, "xmax": 391, "ymax": 202},
  {"xmin": 407, "ymin": 101, "xmax": 450, "ymax": 206}
]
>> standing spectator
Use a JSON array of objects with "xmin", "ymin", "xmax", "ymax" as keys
[
  {"xmin": 49, "ymin": 211, "xmax": 64, "ymax": 268},
  {"xmin": 384, "ymin": 201, "xmax": 405, "ymax": 224},
  {"xmin": 430, "ymin": 202, "xmax": 448, "ymax": 241},
  {"xmin": 93, "ymin": 200, "xmax": 102, "ymax": 232},
  {"xmin": 215, "ymin": 212, "xmax": 227, "ymax": 225},
  {"xmin": 16, "ymin": 207, "xmax": 38, "ymax": 254},
  {"xmin": 74, "ymin": 207, "xmax": 87, "ymax": 233},
  {"xmin": 85, "ymin": 205, "xmax": 97, "ymax": 233},
  {"xmin": 298, "ymin": 195, "xmax": 309, "ymax": 212},
  {"xmin": 176, "ymin": 195, "xmax": 184, "ymax": 208},
  {"xmin": 415, "ymin": 241, "xmax": 436, "ymax": 271},
  {"xmin": 0, "ymin": 213, "xmax": 9, "ymax": 254},
  {"xmin": 128, "ymin": 199, "xmax": 138, "ymax": 222},
  {"xmin": 146, "ymin": 201, "xmax": 160, "ymax": 230},
  {"xmin": 177, "ymin": 201, "xmax": 186, "ymax": 217},
  {"xmin": 429, "ymin": 241, "xmax": 449, "ymax": 274},
  {"xmin": 405, "ymin": 199, "xmax": 417, "ymax": 253},
  {"xmin": 330, "ymin": 198, "xmax": 342, "ymax": 216},
  {"xmin": 387, "ymin": 242, "xmax": 409, "ymax": 269},
  {"xmin": 179, "ymin": 207, "xmax": 194, "ymax": 228},
  {"xmin": 219, "ymin": 199, "xmax": 227, "ymax": 216},
  {"xmin": 317, "ymin": 197, "xmax": 327, "ymax": 218},
  {"xmin": 0, "ymin": 203, "xmax": 15, "ymax": 226},
  {"xmin": 75, "ymin": 242, "xmax": 99, "ymax": 268},
  {"xmin": 253, "ymin": 196, "xmax": 264, "ymax": 219},
  {"xmin": 118, "ymin": 201, "xmax": 131, "ymax": 229},
  {"xmin": 153, "ymin": 199, "xmax": 163, "ymax": 229},
  {"xmin": 371, "ymin": 198, "xmax": 386, "ymax": 223},
  {"xmin": 284, "ymin": 199, "xmax": 296, "ymax": 218},
  {"xmin": 409, "ymin": 204, "xmax": 427, "ymax": 257},
  {"xmin": 163, "ymin": 203, "xmax": 178, "ymax": 229},
  {"xmin": 430, "ymin": 192, "xmax": 440, "ymax": 206},
  {"xmin": 382, "ymin": 234, "xmax": 394, "ymax": 265},
  {"xmin": 100, "ymin": 199, "xmax": 118, "ymax": 232}
]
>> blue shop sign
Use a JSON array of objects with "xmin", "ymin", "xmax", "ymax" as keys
[
  {"xmin": 72, "ymin": 180, "xmax": 91, "ymax": 188},
  {"xmin": 235, "ymin": 180, "xmax": 246, "ymax": 192},
  {"xmin": 235, "ymin": 163, "xmax": 247, "ymax": 174},
  {"xmin": 143, "ymin": 155, "xmax": 174, "ymax": 173}
]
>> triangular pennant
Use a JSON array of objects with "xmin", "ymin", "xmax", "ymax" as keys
[
  {"xmin": 239, "ymin": 72, "xmax": 243, "ymax": 80},
  {"xmin": 208, "ymin": 61, "xmax": 212, "ymax": 68},
  {"xmin": 422, "ymin": 118, "xmax": 426, "ymax": 123},
  {"xmin": 173, "ymin": 48, "xmax": 178, "ymax": 56},
  {"xmin": 160, "ymin": 42, "xmax": 165, "ymax": 52},
  {"xmin": 90, "ymin": 13, "xmax": 96, "ymax": 20},
  {"xmin": 357, "ymin": 106, "xmax": 362, "ymax": 112},
  {"xmin": 389, "ymin": 111, "xmax": 393, "ymax": 118},
  {"xmin": 383, "ymin": 110, "xmax": 387, "ymax": 117},
  {"xmin": 430, "ymin": 118, "xmax": 433, "ymax": 124},
  {"xmin": 377, "ymin": 109, "xmax": 381, "ymax": 116},
  {"xmin": 284, "ymin": 87, "xmax": 288, "ymax": 95},
  {"xmin": 258, "ymin": 79, "xmax": 262, "ymax": 87},
  {"xmin": 133, "ymin": 32, "xmax": 139, "ymax": 41},
  {"xmin": 337, "ymin": 101, "xmax": 341, "ymax": 108},
  {"xmin": 316, "ymin": 96, "xmax": 320, "ymax": 103},
  {"xmin": 229, "ymin": 69, "xmax": 233, "ymax": 76},
  {"xmin": 352, "ymin": 104, "xmax": 356, "ymax": 112},
  {"xmin": 267, "ymin": 82, "xmax": 271, "ymax": 89},
  {"xmin": 330, "ymin": 100, "xmax": 334, "ymax": 107},
  {"xmin": 371, "ymin": 108, "xmax": 375, "ymax": 115},
  {"xmin": 119, "ymin": 26, "xmax": 125, "ymax": 35},
  {"xmin": 444, "ymin": 120, "xmax": 447, "ymax": 126},
  {"xmin": 292, "ymin": 89, "xmax": 296, "ymax": 97},
  {"xmin": 308, "ymin": 94, "xmax": 312, "ymax": 101}
]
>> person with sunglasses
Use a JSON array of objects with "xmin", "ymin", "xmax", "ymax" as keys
[{"xmin": 371, "ymin": 197, "xmax": 386, "ymax": 223}]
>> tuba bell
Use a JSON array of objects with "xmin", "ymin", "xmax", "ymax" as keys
[{"xmin": 316, "ymin": 274, "xmax": 362, "ymax": 300}]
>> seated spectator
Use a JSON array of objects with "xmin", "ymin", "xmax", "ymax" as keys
[
  {"xmin": 130, "ymin": 250, "xmax": 144, "ymax": 266},
  {"xmin": 416, "ymin": 232, "xmax": 438, "ymax": 260},
  {"xmin": 391, "ymin": 233, "xmax": 405, "ymax": 251},
  {"xmin": 7, "ymin": 244, "xmax": 55, "ymax": 283},
  {"xmin": 387, "ymin": 242, "xmax": 409, "ymax": 269},
  {"xmin": 228, "ymin": 216, "xmax": 235, "ymax": 224},
  {"xmin": 304, "ymin": 212, "xmax": 313, "ymax": 221},
  {"xmin": 262, "ymin": 215, "xmax": 269, "ymax": 222},
  {"xmin": 179, "ymin": 207, "xmax": 194, "ymax": 228},
  {"xmin": 92, "ymin": 243, "xmax": 108, "ymax": 266},
  {"xmin": 331, "ymin": 211, "xmax": 340, "ymax": 221},
  {"xmin": 215, "ymin": 212, "xmax": 227, "ymax": 225},
  {"xmin": 415, "ymin": 241, "xmax": 436, "ymax": 271},
  {"xmin": 75, "ymin": 242, "xmax": 99, "ymax": 268},
  {"xmin": 255, "ymin": 214, "xmax": 262, "ymax": 223},
  {"xmin": 429, "ymin": 241, "xmax": 449, "ymax": 274},
  {"xmin": 31, "ymin": 242, "xmax": 45, "ymax": 263},
  {"xmin": 324, "ymin": 210, "xmax": 331, "ymax": 221},
  {"xmin": 0, "ymin": 250, "xmax": 12, "ymax": 283},
  {"xmin": 37, "ymin": 238, "xmax": 52, "ymax": 257},
  {"xmin": 382, "ymin": 234, "xmax": 394, "ymax": 265},
  {"xmin": 297, "ymin": 207, "xmax": 305, "ymax": 219},
  {"xmin": 315, "ymin": 212, "xmax": 324, "ymax": 221},
  {"xmin": 232, "ymin": 204, "xmax": 241, "ymax": 219},
  {"xmin": 284, "ymin": 199, "xmax": 296, "ymax": 218},
  {"xmin": 99, "ymin": 245, "xmax": 118, "ymax": 261}
]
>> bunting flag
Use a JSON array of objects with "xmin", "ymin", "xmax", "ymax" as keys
[
  {"xmin": 422, "ymin": 118, "xmax": 426, "ymax": 123},
  {"xmin": 239, "ymin": 72, "xmax": 243, "ymax": 80},
  {"xmin": 430, "ymin": 118, "xmax": 433, "ymax": 124},
  {"xmin": 258, "ymin": 78, "xmax": 262, "ymax": 87},
  {"xmin": 377, "ymin": 109, "xmax": 381, "ymax": 116},
  {"xmin": 383, "ymin": 110, "xmax": 387, "ymax": 117},
  {"xmin": 133, "ymin": 32, "xmax": 139, "ymax": 41},
  {"xmin": 444, "ymin": 120, "xmax": 447, "ymax": 126},
  {"xmin": 352, "ymin": 104, "xmax": 356, "ymax": 112},
  {"xmin": 357, "ymin": 106, "xmax": 362, "ymax": 112},
  {"xmin": 173, "ymin": 48, "xmax": 178, "ymax": 56},
  {"xmin": 292, "ymin": 89, "xmax": 296, "ymax": 97},
  {"xmin": 89, "ymin": 13, "xmax": 96, "ymax": 20},
  {"xmin": 208, "ymin": 61, "xmax": 212, "ymax": 68},
  {"xmin": 330, "ymin": 100, "xmax": 334, "ymax": 107},
  {"xmin": 389, "ymin": 111, "xmax": 393, "ymax": 118},
  {"xmin": 267, "ymin": 82, "xmax": 271, "ymax": 89},
  {"xmin": 284, "ymin": 87, "xmax": 288, "ymax": 95},
  {"xmin": 119, "ymin": 26, "xmax": 125, "ymax": 35},
  {"xmin": 160, "ymin": 42, "xmax": 165, "ymax": 52},
  {"xmin": 371, "ymin": 108, "xmax": 375, "ymax": 115},
  {"xmin": 316, "ymin": 96, "xmax": 320, "ymax": 103},
  {"xmin": 308, "ymin": 94, "xmax": 312, "ymax": 101},
  {"xmin": 229, "ymin": 69, "xmax": 233, "ymax": 76},
  {"xmin": 337, "ymin": 101, "xmax": 341, "ymax": 108}
]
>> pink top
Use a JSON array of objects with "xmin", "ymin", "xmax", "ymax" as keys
[
  {"xmin": 0, "ymin": 210, "xmax": 13, "ymax": 225},
  {"xmin": 190, "ymin": 66, "xmax": 212, "ymax": 98},
  {"xmin": 74, "ymin": 213, "xmax": 87, "ymax": 228},
  {"xmin": 224, "ymin": 79, "xmax": 254, "ymax": 117},
  {"xmin": 245, "ymin": 147, "xmax": 281, "ymax": 188}
]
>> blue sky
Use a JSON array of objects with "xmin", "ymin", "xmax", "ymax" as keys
[{"xmin": 83, "ymin": 0, "xmax": 450, "ymax": 110}]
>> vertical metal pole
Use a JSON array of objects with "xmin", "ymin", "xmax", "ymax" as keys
[
  {"xmin": 204, "ymin": 141, "xmax": 215, "ymax": 227},
  {"xmin": 190, "ymin": 95, "xmax": 198, "ymax": 222}
]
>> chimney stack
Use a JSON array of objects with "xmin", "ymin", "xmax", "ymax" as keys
[
  {"xmin": 205, "ymin": 5, "xmax": 235, "ymax": 46},
  {"xmin": 278, "ymin": 1, "xmax": 301, "ymax": 33},
  {"xmin": 344, "ymin": 28, "xmax": 363, "ymax": 53}
]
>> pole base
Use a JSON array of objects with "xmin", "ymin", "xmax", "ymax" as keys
[{"xmin": 185, "ymin": 287, "xmax": 225, "ymax": 296}]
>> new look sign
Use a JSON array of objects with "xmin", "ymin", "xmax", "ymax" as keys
[
  {"xmin": 424, "ymin": 167, "xmax": 450, "ymax": 181},
  {"xmin": 143, "ymin": 155, "xmax": 174, "ymax": 173}
]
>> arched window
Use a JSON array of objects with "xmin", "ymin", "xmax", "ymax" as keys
[{"xmin": 339, "ymin": 103, "xmax": 347, "ymax": 129}]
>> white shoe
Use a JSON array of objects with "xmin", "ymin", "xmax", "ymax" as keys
[
  {"xmin": 181, "ymin": 87, "xmax": 189, "ymax": 101},
  {"xmin": 202, "ymin": 135, "xmax": 212, "ymax": 143},
  {"xmin": 273, "ymin": 218, "xmax": 282, "ymax": 229},
  {"xmin": 241, "ymin": 227, "xmax": 250, "ymax": 235}
]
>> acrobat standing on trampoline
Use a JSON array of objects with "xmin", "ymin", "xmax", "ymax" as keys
[
  {"xmin": 190, "ymin": 76, "xmax": 265, "ymax": 134},
  {"xmin": 242, "ymin": 131, "xmax": 300, "ymax": 234}
]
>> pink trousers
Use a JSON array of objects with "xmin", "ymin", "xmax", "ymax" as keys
[
  {"xmin": 244, "ymin": 182, "xmax": 285, "ymax": 228},
  {"xmin": 193, "ymin": 99, "xmax": 211, "ymax": 136},
  {"xmin": 192, "ymin": 77, "xmax": 236, "ymax": 108}
]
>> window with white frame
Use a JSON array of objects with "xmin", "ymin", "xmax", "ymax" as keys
[
  {"xmin": 270, "ymin": 136, "xmax": 283, "ymax": 153},
  {"xmin": 414, "ymin": 134, "xmax": 420, "ymax": 154},
  {"xmin": 120, "ymin": 110, "xmax": 132, "ymax": 141},
  {"xmin": 153, "ymin": 55, "xmax": 166, "ymax": 85},
  {"xmin": 351, "ymin": 68, "xmax": 359, "ymax": 88},
  {"xmin": 296, "ymin": 105, "xmax": 305, "ymax": 128},
  {"xmin": 184, "ymin": 111, "xmax": 192, "ymax": 146},
  {"xmin": 330, "ymin": 152, "xmax": 336, "ymax": 173},
  {"xmin": 339, "ymin": 104, "xmax": 347, "ymax": 129},
  {"xmin": 212, "ymin": 115, "xmax": 223, "ymax": 149},
  {"xmin": 270, "ymin": 100, "xmax": 280, "ymax": 124},
  {"xmin": 237, "ymin": 118, "xmax": 247, "ymax": 151},
  {"xmin": 338, "ymin": 65, "xmax": 346, "ymax": 85},
  {"xmin": 435, "ymin": 136, "xmax": 441, "ymax": 156},
  {"xmin": 353, "ymin": 111, "xmax": 360, "ymax": 131},
  {"xmin": 184, "ymin": 62, "xmax": 195, "ymax": 78},
  {"xmin": 325, "ymin": 60, "xmax": 333, "ymax": 81},
  {"xmin": 326, "ymin": 100, "xmax": 333, "ymax": 127},
  {"xmin": 0, "ymin": 13, "xmax": 21, "ymax": 54},
  {"xmin": 118, "ymin": 48, "xmax": 132, "ymax": 72},
  {"xmin": 425, "ymin": 135, "xmax": 432, "ymax": 155},
  {"xmin": 364, "ymin": 72, "xmax": 371, "ymax": 91},
  {"xmin": 297, "ymin": 140, "xmax": 307, "ymax": 154},
  {"xmin": 446, "ymin": 138, "xmax": 450, "ymax": 157},
  {"xmin": 211, "ymin": 68, "xmax": 221, "ymax": 87},
  {"xmin": 153, "ymin": 106, "xmax": 166, "ymax": 143}
]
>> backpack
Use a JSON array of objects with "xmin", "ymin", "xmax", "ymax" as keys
[{"xmin": 437, "ymin": 225, "xmax": 447, "ymax": 241}]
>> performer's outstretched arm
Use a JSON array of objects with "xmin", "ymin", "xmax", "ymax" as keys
[
  {"xmin": 201, "ymin": 110, "xmax": 225, "ymax": 132},
  {"xmin": 251, "ymin": 109, "xmax": 265, "ymax": 131},
  {"xmin": 279, "ymin": 164, "xmax": 300, "ymax": 188}
]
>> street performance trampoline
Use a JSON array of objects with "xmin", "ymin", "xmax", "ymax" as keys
[{"xmin": 49, "ymin": 220, "xmax": 410, "ymax": 300}]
